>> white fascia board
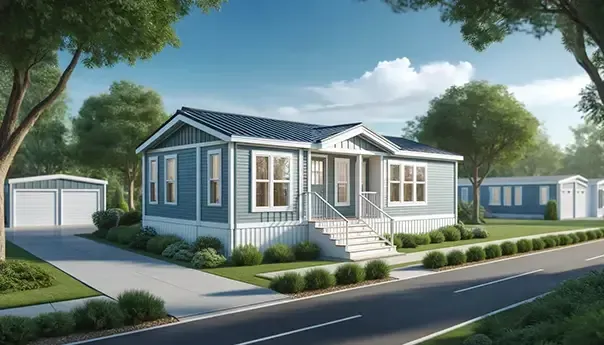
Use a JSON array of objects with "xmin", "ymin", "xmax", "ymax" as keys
[
  {"xmin": 8, "ymin": 174, "xmax": 108, "ymax": 185},
  {"xmin": 230, "ymin": 136, "xmax": 312, "ymax": 149},
  {"xmin": 558, "ymin": 175, "xmax": 589, "ymax": 185},
  {"xmin": 394, "ymin": 150, "xmax": 464, "ymax": 162},
  {"xmin": 135, "ymin": 114, "xmax": 231, "ymax": 154},
  {"xmin": 319, "ymin": 125, "xmax": 400, "ymax": 154}
]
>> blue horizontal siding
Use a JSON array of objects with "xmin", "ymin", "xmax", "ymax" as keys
[{"xmin": 459, "ymin": 183, "xmax": 557, "ymax": 216}]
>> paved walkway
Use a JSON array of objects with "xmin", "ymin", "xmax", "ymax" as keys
[
  {"xmin": 7, "ymin": 227, "xmax": 286, "ymax": 319},
  {"xmin": 258, "ymin": 227, "xmax": 602, "ymax": 279},
  {"xmin": 0, "ymin": 296, "xmax": 111, "ymax": 318}
]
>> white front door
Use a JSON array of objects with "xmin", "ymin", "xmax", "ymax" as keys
[
  {"xmin": 62, "ymin": 190, "xmax": 100, "ymax": 226},
  {"xmin": 14, "ymin": 190, "xmax": 57, "ymax": 227},
  {"xmin": 575, "ymin": 185, "xmax": 587, "ymax": 218},
  {"xmin": 560, "ymin": 187, "xmax": 574, "ymax": 219}
]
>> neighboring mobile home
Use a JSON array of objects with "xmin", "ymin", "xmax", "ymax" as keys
[
  {"xmin": 588, "ymin": 179, "xmax": 604, "ymax": 218},
  {"xmin": 458, "ymin": 175, "xmax": 588, "ymax": 220},
  {"xmin": 136, "ymin": 107, "xmax": 463, "ymax": 260}
]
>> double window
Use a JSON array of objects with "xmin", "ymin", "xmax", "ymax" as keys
[
  {"xmin": 388, "ymin": 161, "xmax": 427, "ymax": 205},
  {"xmin": 207, "ymin": 149, "xmax": 221, "ymax": 206},
  {"xmin": 148, "ymin": 157, "xmax": 158, "ymax": 204},
  {"xmin": 164, "ymin": 155, "xmax": 177, "ymax": 204},
  {"xmin": 252, "ymin": 151, "xmax": 293, "ymax": 212}
]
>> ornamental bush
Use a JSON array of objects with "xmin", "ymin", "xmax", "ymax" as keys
[
  {"xmin": 500, "ymin": 241, "xmax": 517, "ymax": 256},
  {"xmin": 428, "ymin": 230, "xmax": 446, "ymax": 243},
  {"xmin": 191, "ymin": 248, "xmax": 227, "ymax": 268},
  {"xmin": 117, "ymin": 211, "xmax": 142, "ymax": 226},
  {"xmin": 193, "ymin": 236, "xmax": 223, "ymax": 253},
  {"xmin": 544, "ymin": 200, "xmax": 558, "ymax": 220},
  {"xmin": 516, "ymin": 239, "xmax": 533, "ymax": 253},
  {"xmin": 231, "ymin": 245, "xmax": 263, "ymax": 266},
  {"xmin": 334, "ymin": 263, "xmax": 365, "ymax": 285},
  {"xmin": 161, "ymin": 241, "xmax": 191, "ymax": 258},
  {"xmin": 34, "ymin": 311, "xmax": 75, "ymax": 338},
  {"xmin": 269, "ymin": 273, "xmax": 305, "ymax": 294},
  {"xmin": 465, "ymin": 246, "xmax": 486, "ymax": 262},
  {"xmin": 462, "ymin": 334, "xmax": 492, "ymax": 345},
  {"xmin": 0, "ymin": 316, "xmax": 38, "ymax": 345},
  {"xmin": 117, "ymin": 226, "xmax": 141, "ymax": 245},
  {"xmin": 441, "ymin": 226, "xmax": 462, "ymax": 242},
  {"xmin": 532, "ymin": 238, "xmax": 546, "ymax": 251},
  {"xmin": 446, "ymin": 250, "xmax": 467, "ymax": 266},
  {"xmin": 472, "ymin": 227, "xmax": 489, "ymax": 239},
  {"xmin": 586, "ymin": 230, "xmax": 598, "ymax": 240},
  {"xmin": 484, "ymin": 244, "xmax": 502, "ymax": 259},
  {"xmin": 117, "ymin": 290, "xmax": 167, "ymax": 325},
  {"xmin": 263, "ymin": 244, "xmax": 296, "ymax": 264},
  {"xmin": 422, "ymin": 251, "xmax": 447, "ymax": 269},
  {"xmin": 303, "ymin": 268, "xmax": 335, "ymax": 290},
  {"xmin": 558, "ymin": 234, "xmax": 572, "ymax": 246},
  {"xmin": 173, "ymin": 249, "xmax": 194, "ymax": 262},
  {"xmin": 542, "ymin": 235, "xmax": 558, "ymax": 248},
  {"xmin": 72, "ymin": 300, "xmax": 125, "ymax": 331},
  {"xmin": 568, "ymin": 233, "xmax": 579, "ymax": 244},
  {"xmin": 92, "ymin": 209, "xmax": 123, "ymax": 231},
  {"xmin": 413, "ymin": 233, "xmax": 431, "ymax": 245},
  {"xmin": 293, "ymin": 241, "xmax": 321, "ymax": 260},
  {"xmin": 129, "ymin": 226, "xmax": 157, "ymax": 250},
  {"xmin": 576, "ymin": 231, "xmax": 588, "ymax": 242},
  {"xmin": 459, "ymin": 226, "xmax": 474, "ymax": 240},
  {"xmin": 146, "ymin": 235, "xmax": 182, "ymax": 255},
  {"xmin": 364, "ymin": 260, "xmax": 391, "ymax": 280},
  {"xmin": 396, "ymin": 234, "xmax": 418, "ymax": 248}
]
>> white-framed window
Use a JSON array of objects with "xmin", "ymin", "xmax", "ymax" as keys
[
  {"xmin": 598, "ymin": 189, "xmax": 604, "ymax": 209},
  {"xmin": 252, "ymin": 151, "xmax": 293, "ymax": 212},
  {"xmin": 148, "ymin": 157, "xmax": 158, "ymax": 204},
  {"xmin": 164, "ymin": 154, "xmax": 177, "ymax": 205},
  {"xmin": 539, "ymin": 186, "xmax": 549, "ymax": 205},
  {"xmin": 503, "ymin": 186, "xmax": 512, "ymax": 206},
  {"xmin": 514, "ymin": 186, "xmax": 522, "ymax": 206},
  {"xmin": 388, "ymin": 161, "xmax": 427, "ymax": 205},
  {"xmin": 311, "ymin": 159, "xmax": 324, "ymax": 185},
  {"xmin": 334, "ymin": 158, "xmax": 350, "ymax": 206},
  {"xmin": 461, "ymin": 187, "xmax": 469, "ymax": 202},
  {"xmin": 489, "ymin": 187, "xmax": 501, "ymax": 206},
  {"xmin": 207, "ymin": 148, "xmax": 221, "ymax": 206}
]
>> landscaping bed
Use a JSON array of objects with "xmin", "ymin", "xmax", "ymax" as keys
[{"xmin": 290, "ymin": 277, "xmax": 396, "ymax": 298}]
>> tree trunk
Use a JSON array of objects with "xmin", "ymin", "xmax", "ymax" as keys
[
  {"xmin": 472, "ymin": 166, "xmax": 480, "ymax": 224},
  {"xmin": 128, "ymin": 178, "xmax": 135, "ymax": 211}
]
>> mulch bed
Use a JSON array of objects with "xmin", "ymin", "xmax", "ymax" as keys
[
  {"xmin": 290, "ymin": 277, "xmax": 397, "ymax": 298},
  {"xmin": 29, "ymin": 317, "xmax": 178, "ymax": 345}
]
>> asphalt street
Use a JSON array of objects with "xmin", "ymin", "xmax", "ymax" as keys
[{"xmin": 89, "ymin": 240, "xmax": 604, "ymax": 345}]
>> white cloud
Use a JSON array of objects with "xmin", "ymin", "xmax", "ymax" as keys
[{"xmin": 509, "ymin": 75, "xmax": 590, "ymax": 107}]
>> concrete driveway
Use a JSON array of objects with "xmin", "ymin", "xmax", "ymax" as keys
[{"xmin": 7, "ymin": 227, "xmax": 287, "ymax": 319}]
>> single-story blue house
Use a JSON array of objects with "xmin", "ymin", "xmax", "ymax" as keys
[
  {"xmin": 588, "ymin": 178, "xmax": 604, "ymax": 218},
  {"xmin": 135, "ymin": 107, "xmax": 464, "ymax": 260},
  {"xmin": 458, "ymin": 175, "xmax": 588, "ymax": 220}
]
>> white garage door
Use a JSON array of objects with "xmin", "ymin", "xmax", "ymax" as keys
[
  {"xmin": 560, "ymin": 187, "xmax": 574, "ymax": 220},
  {"xmin": 575, "ymin": 185, "xmax": 587, "ymax": 218},
  {"xmin": 62, "ymin": 190, "xmax": 99, "ymax": 226},
  {"xmin": 14, "ymin": 190, "xmax": 57, "ymax": 227}
]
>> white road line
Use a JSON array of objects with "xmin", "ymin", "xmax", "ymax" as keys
[
  {"xmin": 585, "ymin": 254, "xmax": 604, "ymax": 261},
  {"xmin": 232, "ymin": 315, "xmax": 362, "ymax": 345},
  {"xmin": 454, "ymin": 269, "xmax": 544, "ymax": 294}
]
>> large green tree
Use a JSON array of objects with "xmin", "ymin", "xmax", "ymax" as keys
[
  {"xmin": 373, "ymin": 0, "xmax": 604, "ymax": 122},
  {"xmin": 404, "ymin": 81, "xmax": 539, "ymax": 223},
  {"xmin": 560, "ymin": 123, "xmax": 604, "ymax": 178},
  {"xmin": 72, "ymin": 81, "xmax": 167, "ymax": 211},
  {"xmin": 0, "ymin": 0, "xmax": 224, "ymax": 261}
]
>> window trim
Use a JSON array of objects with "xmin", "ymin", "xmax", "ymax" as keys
[
  {"xmin": 207, "ymin": 148, "xmax": 222, "ymax": 206},
  {"xmin": 164, "ymin": 154, "xmax": 178, "ymax": 205},
  {"xmin": 539, "ymin": 186, "xmax": 549, "ymax": 205},
  {"xmin": 334, "ymin": 157, "xmax": 351, "ymax": 207},
  {"xmin": 251, "ymin": 151, "xmax": 294, "ymax": 212},
  {"xmin": 387, "ymin": 160, "xmax": 428, "ymax": 207},
  {"xmin": 488, "ymin": 186, "xmax": 501, "ymax": 206},
  {"xmin": 514, "ymin": 186, "xmax": 522, "ymax": 206},
  {"xmin": 461, "ymin": 187, "xmax": 469, "ymax": 202},
  {"xmin": 503, "ymin": 186, "xmax": 512, "ymax": 206},
  {"xmin": 148, "ymin": 156, "xmax": 158, "ymax": 205}
]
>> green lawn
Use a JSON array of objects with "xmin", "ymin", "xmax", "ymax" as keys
[
  {"xmin": 400, "ymin": 218, "xmax": 604, "ymax": 253},
  {"xmin": 1, "ymin": 241, "xmax": 100, "ymax": 310}
]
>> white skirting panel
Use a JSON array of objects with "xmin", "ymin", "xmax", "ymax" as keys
[
  {"xmin": 235, "ymin": 224, "xmax": 309, "ymax": 251},
  {"xmin": 143, "ymin": 217, "xmax": 229, "ymax": 245},
  {"xmin": 393, "ymin": 216, "xmax": 456, "ymax": 234}
]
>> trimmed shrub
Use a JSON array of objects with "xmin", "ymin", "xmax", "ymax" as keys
[
  {"xmin": 459, "ymin": 226, "xmax": 474, "ymax": 240},
  {"xmin": 484, "ymin": 244, "xmax": 502, "ymax": 259},
  {"xmin": 576, "ymin": 231, "xmax": 588, "ymax": 242},
  {"xmin": 193, "ymin": 236, "xmax": 223, "ymax": 253},
  {"xmin": 364, "ymin": 260, "xmax": 391, "ymax": 280},
  {"xmin": 0, "ymin": 316, "xmax": 38, "ymax": 345},
  {"xmin": 428, "ymin": 230, "xmax": 445, "ymax": 244},
  {"xmin": 599, "ymin": 228, "xmax": 604, "ymax": 238},
  {"xmin": 396, "ymin": 234, "xmax": 418, "ymax": 248},
  {"xmin": 92, "ymin": 229, "xmax": 109, "ymax": 239},
  {"xmin": 293, "ymin": 241, "xmax": 321, "ymax": 260},
  {"xmin": 231, "ymin": 245, "xmax": 263, "ymax": 266},
  {"xmin": 465, "ymin": 246, "xmax": 486, "ymax": 262},
  {"xmin": 472, "ymin": 227, "xmax": 489, "ymax": 239},
  {"xmin": 92, "ymin": 208, "xmax": 123, "ymax": 231},
  {"xmin": 500, "ymin": 241, "xmax": 517, "ymax": 256},
  {"xmin": 413, "ymin": 233, "xmax": 431, "ymax": 245},
  {"xmin": 146, "ymin": 235, "xmax": 182, "ymax": 255},
  {"xmin": 544, "ymin": 200, "xmax": 558, "ymax": 220},
  {"xmin": 191, "ymin": 248, "xmax": 226, "ymax": 268},
  {"xmin": 586, "ymin": 230, "xmax": 598, "ymax": 240},
  {"xmin": 111, "ymin": 186, "xmax": 129, "ymax": 212},
  {"xmin": 516, "ymin": 239, "xmax": 533, "ymax": 253},
  {"xmin": 0, "ymin": 261, "xmax": 54, "ymax": 294},
  {"xmin": 106, "ymin": 226, "xmax": 121, "ymax": 242},
  {"xmin": 117, "ymin": 226, "xmax": 141, "ymax": 245},
  {"xmin": 532, "ymin": 238, "xmax": 546, "ymax": 251},
  {"xmin": 542, "ymin": 235, "xmax": 558, "ymax": 248},
  {"xmin": 117, "ymin": 290, "xmax": 167, "ymax": 325},
  {"xmin": 441, "ymin": 226, "xmax": 462, "ymax": 242},
  {"xmin": 462, "ymin": 334, "xmax": 492, "ymax": 345},
  {"xmin": 173, "ymin": 250, "xmax": 194, "ymax": 262},
  {"xmin": 117, "ymin": 211, "xmax": 142, "ymax": 226},
  {"xmin": 72, "ymin": 299, "xmax": 125, "ymax": 331},
  {"xmin": 304, "ymin": 268, "xmax": 336, "ymax": 290},
  {"xmin": 568, "ymin": 233, "xmax": 579, "ymax": 244},
  {"xmin": 558, "ymin": 234, "xmax": 572, "ymax": 246},
  {"xmin": 161, "ymin": 241, "xmax": 191, "ymax": 258},
  {"xmin": 334, "ymin": 263, "xmax": 365, "ymax": 285},
  {"xmin": 263, "ymin": 244, "xmax": 296, "ymax": 264},
  {"xmin": 446, "ymin": 250, "xmax": 467, "ymax": 266},
  {"xmin": 34, "ymin": 311, "xmax": 75, "ymax": 338},
  {"xmin": 423, "ymin": 251, "xmax": 447, "ymax": 269},
  {"xmin": 269, "ymin": 273, "xmax": 305, "ymax": 293},
  {"xmin": 129, "ymin": 226, "xmax": 157, "ymax": 250},
  {"xmin": 595, "ymin": 229, "xmax": 604, "ymax": 239}
]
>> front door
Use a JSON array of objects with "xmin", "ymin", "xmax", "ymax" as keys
[{"xmin": 311, "ymin": 157, "xmax": 327, "ymax": 198}]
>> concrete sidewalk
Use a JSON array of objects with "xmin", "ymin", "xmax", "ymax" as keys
[{"xmin": 0, "ymin": 296, "xmax": 111, "ymax": 318}]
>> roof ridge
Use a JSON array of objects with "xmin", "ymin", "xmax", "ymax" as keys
[
  {"xmin": 181, "ymin": 107, "xmax": 322, "ymax": 127},
  {"xmin": 311, "ymin": 122, "xmax": 362, "ymax": 130}
]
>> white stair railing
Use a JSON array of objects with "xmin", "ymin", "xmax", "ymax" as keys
[
  {"xmin": 302, "ymin": 192, "xmax": 350, "ymax": 246},
  {"xmin": 359, "ymin": 192, "xmax": 395, "ymax": 247}
]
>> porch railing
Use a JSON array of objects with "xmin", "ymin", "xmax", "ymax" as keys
[
  {"xmin": 359, "ymin": 191, "xmax": 395, "ymax": 247},
  {"xmin": 302, "ymin": 192, "xmax": 350, "ymax": 246}
]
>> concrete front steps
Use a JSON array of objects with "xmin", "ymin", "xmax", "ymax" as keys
[{"xmin": 309, "ymin": 220, "xmax": 398, "ymax": 261}]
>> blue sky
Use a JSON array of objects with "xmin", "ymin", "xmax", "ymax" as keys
[{"xmin": 61, "ymin": 0, "xmax": 588, "ymax": 147}]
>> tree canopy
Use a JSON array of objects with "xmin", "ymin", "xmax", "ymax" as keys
[{"xmin": 560, "ymin": 123, "xmax": 604, "ymax": 178}]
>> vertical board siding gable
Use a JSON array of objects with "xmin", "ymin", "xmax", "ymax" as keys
[
  {"xmin": 152, "ymin": 124, "xmax": 220, "ymax": 149},
  {"xmin": 332, "ymin": 135, "xmax": 384, "ymax": 152}
]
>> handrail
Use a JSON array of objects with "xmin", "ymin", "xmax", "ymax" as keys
[
  {"xmin": 312, "ymin": 192, "xmax": 349, "ymax": 221},
  {"xmin": 359, "ymin": 194, "xmax": 393, "ymax": 220},
  {"xmin": 359, "ymin": 193, "xmax": 395, "ymax": 247},
  {"xmin": 304, "ymin": 192, "xmax": 350, "ymax": 246}
]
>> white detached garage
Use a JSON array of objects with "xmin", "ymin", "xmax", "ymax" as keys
[{"xmin": 6, "ymin": 174, "xmax": 107, "ymax": 228}]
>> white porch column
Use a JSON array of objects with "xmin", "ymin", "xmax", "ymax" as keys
[
  {"xmin": 356, "ymin": 154, "xmax": 363, "ymax": 218},
  {"xmin": 454, "ymin": 161, "xmax": 458, "ymax": 223},
  {"xmin": 307, "ymin": 149, "xmax": 312, "ymax": 220}
]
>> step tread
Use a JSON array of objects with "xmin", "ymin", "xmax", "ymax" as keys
[{"xmin": 347, "ymin": 246, "xmax": 396, "ymax": 253}]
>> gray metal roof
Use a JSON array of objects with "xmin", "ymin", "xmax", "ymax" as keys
[
  {"xmin": 458, "ymin": 175, "xmax": 586, "ymax": 186},
  {"xmin": 384, "ymin": 136, "xmax": 460, "ymax": 156}
]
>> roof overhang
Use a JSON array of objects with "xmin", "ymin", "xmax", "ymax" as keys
[
  {"xmin": 558, "ymin": 175, "xmax": 589, "ymax": 186},
  {"xmin": 9, "ymin": 174, "xmax": 108, "ymax": 185},
  {"xmin": 317, "ymin": 124, "xmax": 399, "ymax": 154},
  {"xmin": 395, "ymin": 150, "xmax": 463, "ymax": 162}
]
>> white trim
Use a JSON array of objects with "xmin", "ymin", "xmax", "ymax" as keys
[
  {"xmin": 319, "ymin": 124, "xmax": 400, "ymax": 154},
  {"xmin": 9, "ymin": 184, "xmax": 13, "ymax": 228},
  {"xmin": 236, "ymin": 220, "xmax": 304, "ymax": 229},
  {"xmin": 454, "ymin": 161, "xmax": 458, "ymax": 222},
  {"xmin": 102, "ymin": 184, "xmax": 107, "ymax": 211},
  {"xmin": 196, "ymin": 147, "xmax": 201, "ymax": 221},
  {"xmin": 135, "ymin": 114, "xmax": 231, "ymax": 154},
  {"xmin": 334, "ymin": 157, "xmax": 351, "ymax": 207},
  {"xmin": 356, "ymin": 155, "xmax": 363, "ymax": 216},
  {"xmin": 315, "ymin": 148, "xmax": 383, "ymax": 156},
  {"xmin": 147, "ymin": 141, "xmax": 225, "ymax": 154},
  {"xmin": 163, "ymin": 154, "xmax": 178, "ymax": 205},
  {"xmin": 60, "ymin": 189, "xmax": 101, "ymax": 226},
  {"xmin": 387, "ymin": 160, "xmax": 428, "ymax": 207},
  {"xmin": 148, "ymin": 156, "xmax": 158, "ymax": 205},
  {"xmin": 207, "ymin": 148, "xmax": 222, "ymax": 206},
  {"xmin": 503, "ymin": 186, "xmax": 512, "ymax": 206},
  {"xmin": 143, "ymin": 215, "xmax": 230, "ymax": 229},
  {"xmin": 251, "ymin": 150, "xmax": 295, "ymax": 212},
  {"xmin": 514, "ymin": 186, "xmax": 522, "ymax": 206},
  {"xmin": 231, "ymin": 135, "xmax": 311, "ymax": 149},
  {"xmin": 8, "ymin": 174, "xmax": 108, "ymax": 185},
  {"xmin": 392, "ymin": 213, "xmax": 455, "ymax": 221},
  {"xmin": 228, "ymin": 143, "xmax": 236, "ymax": 253},
  {"xmin": 12, "ymin": 189, "xmax": 59, "ymax": 227},
  {"xmin": 460, "ymin": 175, "xmax": 589, "ymax": 187},
  {"xmin": 298, "ymin": 150, "xmax": 303, "ymax": 222},
  {"xmin": 489, "ymin": 186, "xmax": 501, "ymax": 206},
  {"xmin": 307, "ymin": 150, "xmax": 312, "ymax": 219},
  {"xmin": 558, "ymin": 174, "xmax": 589, "ymax": 185},
  {"xmin": 141, "ymin": 155, "xmax": 145, "ymax": 216},
  {"xmin": 395, "ymin": 150, "xmax": 463, "ymax": 161}
]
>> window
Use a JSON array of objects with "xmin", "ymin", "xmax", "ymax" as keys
[
  {"xmin": 503, "ymin": 186, "xmax": 512, "ymax": 206},
  {"xmin": 334, "ymin": 158, "xmax": 350, "ymax": 206},
  {"xmin": 311, "ymin": 159, "xmax": 324, "ymax": 185},
  {"xmin": 539, "ymin": 186, "xmax": 549, "ymax": 205},
  {"xmin": 252, "ymin": 151, "xmax": 293, "ymax": 211},
  {"xmin": 514, "ymin": 186, "xmax": 522, "ymax": 206},
  {"xmin": 164, "ymin": 155, "xmax": 177, "ymax": 204},
  {"xmin": 388, "ymin": 161, "xmax": 427, "ymax": 205},
  {"xmin": 599, "ymin": 189, "xmax": 604, "ymax": 209},
  {"xmin": 207, "ymin": 149, "xmax": 221, "ymax": 206},
  {"xmin": 489, "ymin": 187, "xmax": 501, "ymax": 205},
  {"xmin": 461, "ymin": 187, "xmax": 469, "ymax": 202},
  {"xmin": 148, "ymin": 157, "xmax": 158, "ymax": 204}
]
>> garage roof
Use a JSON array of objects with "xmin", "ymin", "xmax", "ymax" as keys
[{"xmin": 8, "ymin": 174, "xmax": 108, "ymax": 185}]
